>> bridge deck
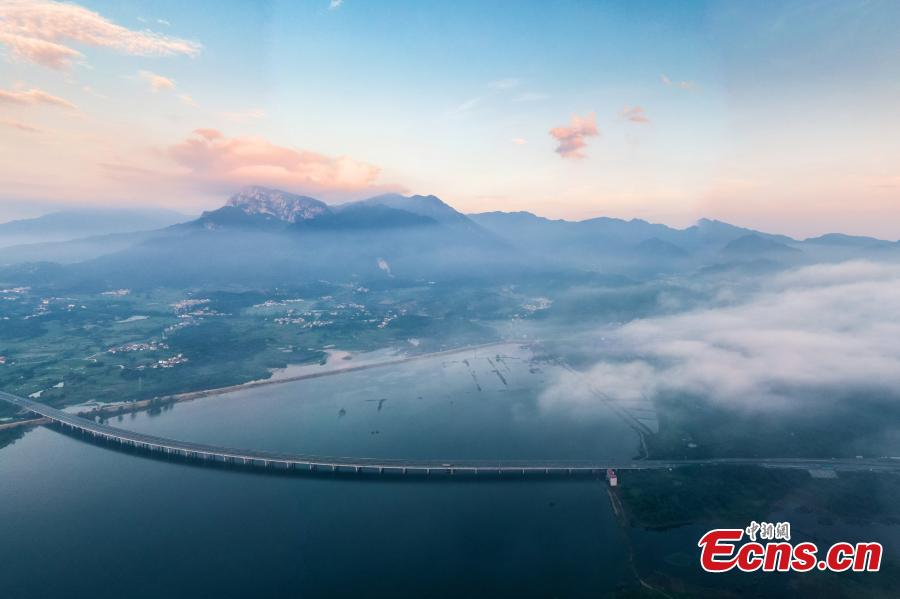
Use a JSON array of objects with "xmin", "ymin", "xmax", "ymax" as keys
[{"xmin": 3, "ymin": 391, "xmax": 898, "ymax": 477}]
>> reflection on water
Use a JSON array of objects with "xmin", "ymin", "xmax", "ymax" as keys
[
  {"xmin": 0, "ymin": 343, "xmax": 642, "ymax": 598},
  {"xmin": 100, "ymin": 343, "xmax": 641, "ymax": 461}
]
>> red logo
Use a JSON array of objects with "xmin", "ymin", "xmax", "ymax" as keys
[{"xmin": 698, "ymin": 525, "xmax": 882, "ymax": 573}]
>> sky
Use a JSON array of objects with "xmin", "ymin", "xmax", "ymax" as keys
[{"xmin": 0, "ymin": 0, "xmax": 898, "ymax": 238}]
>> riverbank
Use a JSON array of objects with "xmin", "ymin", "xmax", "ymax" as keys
[{"xmin": 74, "ymin": 340, "xmax": 517, "ymax": 420}]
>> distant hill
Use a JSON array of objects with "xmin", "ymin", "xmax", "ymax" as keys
[
  {"xmin": 468, "ymin": 212, "xmax": 794, "ymax": 268},
  {"xmin": 0, "ymin": 230, "xmax": 165, "ymax": 266},
  {"xmin": 11, "ymin": 187, "xmax": 508, "ymax": 289},
  {"xmin": 1, "ymin": 186, "xmax": 895, "ymax": 289},
  {"xmin": 803, "ymin": 233, "xmax": 892, "ymax": 248},
  {"xmin": 720, "ymin": 234, "xmax": 802, "ymax": 257},
  {"xmin": 0, "ymin": 208, "xmax": 189, "ymax": 248},
  {"xmin": 352, "ymin": 193, "xmax": 474, "ymax": 226},
  {"xmin": 634, "ymin": 237, "xmax": 690, "ymax": 258}
]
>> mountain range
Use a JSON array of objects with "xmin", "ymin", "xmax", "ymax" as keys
[
  {"xmin": 0, "ymin": 207, "xmax": 189, "ymax": 249},
  {"xmin": 1, "ymin": 186, "xmax": 897, "ymax": 290}
]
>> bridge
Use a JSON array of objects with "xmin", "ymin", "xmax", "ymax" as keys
[{"xmin": 3, "ymin": 391, "xmax": 900, "ymax": 478}]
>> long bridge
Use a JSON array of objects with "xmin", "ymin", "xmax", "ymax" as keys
[{"xmin": 3, "ymin": 391, "xmax": 899, "ymax": 478}]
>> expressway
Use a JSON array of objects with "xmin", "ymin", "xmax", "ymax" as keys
[{"xmin": 3, "ymin": 390, "xmax": 899, "ymax": 478}]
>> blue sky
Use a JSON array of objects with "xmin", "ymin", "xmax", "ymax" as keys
[{"xmin": 1, "ymin": 0, "xmax": 898, "ymax": 237}]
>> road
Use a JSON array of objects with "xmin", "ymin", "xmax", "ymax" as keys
[{"xmin": 3, "ymin": 390, "xmax": 899, "ymax": 478}]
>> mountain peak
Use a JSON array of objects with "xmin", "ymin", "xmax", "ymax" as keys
[
  {"xmin": 226, "ymin": 186, "xmax": 330, "ymax": 223},
  {"xmin": 353, "ymin": 193, "xmax": 470, "ymax": 225}
]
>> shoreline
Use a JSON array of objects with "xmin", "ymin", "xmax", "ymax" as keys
[{"xmin": 74, "ymin": 340, "xmax": 519, "ymax": 420}]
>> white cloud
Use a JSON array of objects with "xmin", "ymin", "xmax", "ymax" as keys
[
  {"xmin": 329, "ymin": 0, "xmax": 344, "ymax": 10},
  {"xmin": 541, "ymin": 261, "xmax": 900, "ymax": 412},
  {"xmin": 489, "ymin": 78, "xmax": 520, "ymax": 90},
  {"xmin": 446, "ymin": 96, "xmax": 480, "ymax": 118},
  {"xmin": 660, "ymin": 73, "xmax": 695, "ymax": 90},
  {"xmin": 512, "ymin": 92, "xmax": 549, "ymax": 102}
]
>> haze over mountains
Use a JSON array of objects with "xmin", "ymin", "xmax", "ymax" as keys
[
  {"xmin": 1, "ymin": 186, "xmax": 897, "ymax": 290},
  {"xmin": 0, "ymin": 208, "xmax": 189, "ymax": 249}
]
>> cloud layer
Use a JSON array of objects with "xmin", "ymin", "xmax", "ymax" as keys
[
  {"xmin": 1, "ymin": 117, "xmax": 40, "ymax": 132},
  {"xmin": 138, "ymin": 70, "xmax": 175, "ymax": 92},
  {"xmin": 549, "ymin": 113, "xmax": 599, "ymax": 159},
  {"xmin": 0, "ymin": 0, "xmax": 200, "ymax": 70},
  {"xmin": 0, "ymin": 86, "xmax": 76, "ymax": 110},
  {"xmin": 621, "ymin": 106, "xmax": 649, "ymax": 123},
  {"xmin": 541, "ymin": 261, "xmax": 900, "ymax": 412},
  {"xmin": 167, "ymin": 129, "xmax": 396, "ymax": 197},
  {"xmin": 660, "ymin": 74, "xmax": 694, "ymax": 90}
]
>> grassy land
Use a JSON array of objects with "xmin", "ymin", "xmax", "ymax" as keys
[
  {"xmin": 0, "ymin": 282, "xmax": 522, "ymax": 418},
  {"xmin": 618, "ymin": 466, "xmax": 900, "ymax": 530},
  {"xmin": 645, "ymin": 391, "xmax": 900, "ymax": 461}
]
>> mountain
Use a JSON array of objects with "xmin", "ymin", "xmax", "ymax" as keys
[
  {"xmin": 309, "ymin": 203, "xmax": 437, "ymax": 230},
  {"xmin": 0, "ymin": 208, "xmax": 189, "ymax": 248},
  {"xmin": 678, "ymin": 219, "xmax": 795, "ymax": 250},
  {"xmin": 0, "ymin": 230, "xmax": 165, "ymax": 266},
  {"xmin": 634, "ymin": 237, "xmax": 690, "ymax": 258},
  {"xmin": 467, "ymin": 212, "xmax": 793, "ymax": 269},
  {"xmin": 352, "ymin": 193, "xmax": 473, "ymax": 226},
  {"xmin": 12, "ymin": 187, "xmax": 508, "ymax": 289},
  {"xmin": 188, "ymin": 187, "xmax": 331, "ymax": 231},
  {"xmin": 803, "ymin": 233, "xmax": 892, "ymax": 248},
  {"xmin": 720, "ymin": 234, "xmax": 802, "ymax": 257},
  {"xmin": 1, "ymin": 186, "xmax": 893, "ymax": 290},
  {"xmin": 226, "ymin": 186, "xmax": 330, "ymax": 222},
  {"xmin": 469, "ymin": 212, "xmax": 675, "ymax": 249}
]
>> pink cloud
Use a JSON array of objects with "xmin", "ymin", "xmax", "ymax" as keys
[
  {"xmin": 0, "ymin": 0, "xmax": 201, "ymax": 70},
  {"xmin": 0, "ymin": 86, "xmax": 77, "ymax": 110},
  {"xmin": 0, "ymin": 118, "xmax": 41, "ymax": 132},
  {"xmin": 138, "ymin": 70, "xmax": 176, "ymax": 92},
  {"xmin": 166, "ymin": 129, "xmax": 402, "ymax": 198},
  {"xmin": 621, "ymin": 106, "xmax": 649, "ymax": 123},
  {"xmin": 549, "ymin": 113, "xmax": 599, "ymax": 159},
  {"xmin": 0, "ymin": 32, "xmax": 80, "ymax": 70}
]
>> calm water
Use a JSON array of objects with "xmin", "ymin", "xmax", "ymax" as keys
[{"xmin": 0, "ymin": 346, "xmax": 640, "ymax": 598}]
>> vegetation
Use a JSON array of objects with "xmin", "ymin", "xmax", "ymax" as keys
[{"xmin": 618, "ymin": 466, "xmax": 900, "ymax": 530}]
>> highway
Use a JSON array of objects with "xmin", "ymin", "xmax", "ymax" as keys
[{"xmin": 3, "ymin": 390, "xmax": 899, "ymax": 478}]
